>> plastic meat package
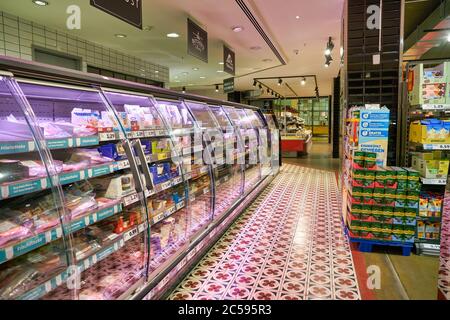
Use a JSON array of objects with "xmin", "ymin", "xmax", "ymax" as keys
[{"xmin": 0, "ymin": 244, "xmax": 66, "ymax": 299}]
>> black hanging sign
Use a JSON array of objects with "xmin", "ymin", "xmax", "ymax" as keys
[
  {"xmin": 223, "ymin": 77, "xmax": 235, "ymax": 93},
  {"xmin": 187, "ymin": 18, "xmax": 208, "ymax": 63},
  {"xmin": 223, "ymin": 45, "xmax": 235, "ymax": 75},
  {"xmin": 90, "ymin": 0, "xmax": 143, "ymax": 29}
]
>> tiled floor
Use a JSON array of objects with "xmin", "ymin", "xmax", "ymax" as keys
[{"xmin": 168, "ymin": 164, "xmax": 361, "ymax": 300}]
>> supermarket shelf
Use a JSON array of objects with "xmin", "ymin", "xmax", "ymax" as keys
[
  {"xmin": 18, "ymin": 221, "xmax": 149, "ymax": 300},
  {"xmin": 150, "ymin": 200, "xmax": 186, "ymax": 226},
  {"xmin": 0, "ymin": 202, "xmax": 122, "ymax": 265},
  {"xmin": 122, "ymin": 176, "xmax": 184, "ymax": 207},
  {"xmin": 98, "ymin": 129, "xmax": 169, "ymax": 142},
  {"xmin": 216, "ymin": 174, "xmax": 231, "ymax": 187},
  {"xmin": 416, "ymin": 243, "xmax": 441, "ymax": 256},
  {"xmin": 410, "ymin": 104, "xmax": 450, "ymax": 111},
  {"xmin": 0, "ymin": 135, "xmax": 100, "ymax": 156},
  {"xmin": 420, "ymin": 177, "xmax": 447, "ymax": 185},
  {"xmin": 409, "ymin": 142, "xmax": 450, "ymax": 151},
  {"xmin": 0, "ymin": 163, "xmax": 116, "ymax": 200},
  {"xmin": 172, "ymin": 128, "xmax": 195, "ymax": 136},
  {"xmin": 115, "ymin": 152, "xmax": 172, "ymax": 170}
]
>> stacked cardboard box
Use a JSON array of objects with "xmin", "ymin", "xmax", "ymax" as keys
[{"xmin": 347, "ymin": 152, "xmax": 419, "ymax": 243}]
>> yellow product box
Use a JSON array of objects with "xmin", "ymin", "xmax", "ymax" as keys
[
  {"xmin": 409, "ymin": 120, "xmax": 450, "ymax": 144},
  {"xmin": 412, "ymin": 155, "xmax": 449, "ymax": 179}
]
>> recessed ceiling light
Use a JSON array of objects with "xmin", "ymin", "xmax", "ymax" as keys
[
  {"xmin": 232, "ymin": 26, "xmax": 244, "ymax": 33},
  {"xmin": 217, "ymin": 70, "xmax": 224, "ymax": 73},
  {"xmin": 175, "ymin": 80, "xmax": 181, "ymax": 83},
  {"xmin": 262, "ymin": 59, "xmax": 272, "ymax": 62},
  {"xmin": 295, "ymin": 15, "xmax": 300, "ymax": 20},
  {"xmin": 218, "ymin": 62, "xmax": 224, "ymax": 65},
  {"xmin": 143, "ymin": 26, "xmax": 153, "ymax": 31},
  {"xmin": 155, "ymin": 70, "xmax": 159, "ymax": 73},
  {"xmin": 188, "ymin": 83, "xmax": 194, "ymax": 86},
  {"xmin": 200, "ymin": 76, "xmax": 206, "ymax": 79},
  {"xmin": 32, "ymin": 0, "xmax": 48, "ymax": 6},
  {"xmin": 193, "ymin": 67, "xmax": 199, "ymax": 71},
  {"xmin": 182, "ymin": 72, "xmax": 189, "ymax": 75},
  {"xmin": 250, "ymin": 46, "xmax": 262, "ymax": 50},
  {"xmin": 167, "ymin": 33, "xmax": 180, "ymax": 38},
  {"xmin": 115, "ymin": 34, "xmax": 127, "ymax": 38}
]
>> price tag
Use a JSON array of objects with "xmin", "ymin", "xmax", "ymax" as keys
[
  {"xmin": 133, "ymin": 131, "xmax": 144, "ymax": 138},
  {"xmin": 117, "ymin": 160, "xmax": 130, "ymax": 170},
  {"xmin": 187, "ymin": 249, "xmax": 196, "ymax": 261},
  {"xmin": 124, "ymin": 193, "xmax": 139, "ymax": 206},
  {"xmin": 162, "ymin": 181, "xmax": 172, "ymax": 190},
  {"xmin": 99, "ymin": 132, "xmax": 117, "ymax": 141},
  {"xmin": 124, "ymin": 227, "xmax": 139, "ymax": 241},
  {"xmin": 422, "ymin": 104, "xmax": 450, "ymax": 110},
  {"xmin": 176, "ymin": 257, "xmax": 187, "ymax": 271}
]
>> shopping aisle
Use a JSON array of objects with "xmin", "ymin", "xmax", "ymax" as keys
[{"xmin": 168, "ymin": 164, "xmax": 361, "ymax": 300}]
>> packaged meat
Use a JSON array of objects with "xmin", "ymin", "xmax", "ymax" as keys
[
  {"xmin": 20, "ymin": 160, "xmax": 63, "ymax": 178},
  {"xmin": 0, "ymin": 219, "xmax": 31, "ymax": 247}
]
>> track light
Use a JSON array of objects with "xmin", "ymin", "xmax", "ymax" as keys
[
  {"xmin": 325, "ymin": 36, "xmax": 334, "ymax": 56},
  {"xmin": 215, "ymin": 85, "xmax": 219, "ymax": 92},
  {"xmin": 301, "ymin": 78, "xmax": 306, "ymax": 86},
  {"xmin": 315, "ymin": 87, "xmax": 320, "ymax": 98},
  {"xmin": 258, "ymin": 84, "xmax": 262, "ymax": 90},
  {"xmin": 253, "ymin": 80, "xmax": 257, "ymax": 87},
  {"xmin": 278, "ymin": 78, "xmax": 283, "ymax": 86},
  {"xmin": 267, "ymin": 88, "xmax": 270, "ymax": 94},
  {"xmin": 325, "ymin": 55, "xmax": 333, "ymax": 67},
  {"xmin": 182, "ymin": 86, "xmax": 186, "ymax": 93}
]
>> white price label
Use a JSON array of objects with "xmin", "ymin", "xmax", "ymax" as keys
[
  {"xmin": 124, "ymin": 193, "xmax": 139, "ymax": 206},
  {"xmin": 133, "ymin": 131, "xmax": 144, "ymax": 138},
  {"xmin": 187, "ymin": 249, "xmax": 196, "ymax": 260},
  {"xmin": 99, "ymin": 132, "xmax": 117, "ymax": 141},
  {"xmin": 162, "ymin": 181, "xmax": 172, "ymax": 190},
  {"xmin": 124, "ymin": 227, "xmax": 139, "ymax": 241},
  {"xmin": 118, "ymin": 160, "xmax": 130, "ymax": 170}
]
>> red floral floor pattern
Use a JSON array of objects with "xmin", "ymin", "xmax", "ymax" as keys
[{"xmin": 169, "ymin": 164, "xmax": 361, "ymax": 300}]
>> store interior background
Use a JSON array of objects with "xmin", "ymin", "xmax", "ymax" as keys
[{"xmin": 1, "ymin": 0, "xmax": 450, "ymax": 300}]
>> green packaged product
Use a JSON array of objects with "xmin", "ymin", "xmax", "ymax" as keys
[
  {"xmin": 351, "ymin": 204, "xmax": 362, "ymax": 214},
  {"xmin": 384, "ymin": 188, "xmax": 396, "ymax": 205},
  {"xmin": 392, "ymin": 224, "xmax": 404, "ymax": 235},
  {"xmin": 353, "ymin": 169, "xmax": 366, "ymax": 179},
  {"xmin": 392, "ymin": 167, "xmax": 408, "ymax": 190},
  {"xmin": 405, "ymin": 168, "xmax": 421, "ymax": 191},
  {"xmin": 375, "ymin": 169, "xmax": 387, "ymax": 187},
  {"xmin": 406, "ymin": 191, "xmax": 419, "ymax": 208},
  {"xmin": 395, "ymin": 190, "xmax": 407, "ymax": 208},
  {"xmin": 404, "ymin": 225, "xmax": 416, "ymax": 236},
  {"xmin": 353, "ymin": 151, "xmax": 365, "ymax": 169},
  {"xmin": 352, "ymin": 187, "xmax": 363, "ymax": 197},
  {"xmin": 360, "ymin": 221, "xmax": 370, "ymax": 232},
  {"xmin": 364, "ymin": 152, "xmax": 377, "ymax": 169},
  {"xmin": 384, "ymin": 167, "xmax": 398, "ymax": 188}
]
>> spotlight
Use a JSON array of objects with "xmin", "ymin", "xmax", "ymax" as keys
[
  {"xmin": 267, "ymin": 88, "xmax": 270, "ymax": 94},
  {"xmin": 301, "ymin": 78, "xmax": 306, "ymax": 86},
  {"xmin": 325, "ymin": 36, "xmax": 334, "ymax": 56},
  {"xmin": 315, "ymin": 87, "xmax": 320, "ymax": 98},
  {"xmin": 325, "ymin": 55, "xmax": 333, "ymax": 67},
  {"xmin": 278, "ymin": 78, "xmax": 283, "ymax": 86},
  {"xmin": 182, "ymin": 86, "xmax": 186, "ymax": 93},
  {"xmin": 258, "ymin": 84, "xmax": 263, "ymax": 90},
  {"xmin": 253, "ymin": 80, "xmax": 257, "ymax": 87},
  {"xmin": 215, "ymin": 85, "xmax": 219, "ymax": 92}
]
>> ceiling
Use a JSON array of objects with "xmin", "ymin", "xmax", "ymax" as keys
[{"xmin": 0, "ymin": 0, "xmax": 344, "ymax": 96}]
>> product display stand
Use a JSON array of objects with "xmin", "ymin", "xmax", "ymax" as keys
[{"xmin": 342, "ymin": 107, "xmax": 417, "ymax": 256}]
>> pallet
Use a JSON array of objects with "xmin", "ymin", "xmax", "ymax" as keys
[
  {"xmin": 344, "ymin": 226, "xmax": 413, "ymax": 256},
  {"xmin": 349, "ymin": 238, "xmax": 413, "ymax": 256}
]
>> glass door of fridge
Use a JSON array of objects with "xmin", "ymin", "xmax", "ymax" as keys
[
  {"xmin": 102, "ymin": 91, "xmax": 189, "ymax": 281},
  {"xmin": 206, "ymin": 105, "xmax": 243, "ymax": 219},
  {"xmin": 263, "ymin": 114, "xmax": 280, "ymax": 175},
  {"xmin": 223, "ymin": 107, "xmax": 261, "ymax": 194},
  {"xmin": 13, "ymin": 80, "xmax": 149, "ymax": 300},
  {"xmin": 0, "ymin": 75, "xmax": 73, "ymax": 300},
  {"xmin": 154, "ymin": 98, "xmax": 213, "ymax": 251}
]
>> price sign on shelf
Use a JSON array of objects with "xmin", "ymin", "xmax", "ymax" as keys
[
  {"xmin": 99, "ymin": 132, "xmax": 117, "ymax": 141},
  {"xmin": 422, "ymin": 104, "xmax": 450, "ymax": 110},
  {"xmin": 123, "ymin": 227, "xmax": 138, "ymax": 241},
  {"xmin": 124, "ymin": 193, "xmax": 139, "ymax": 206}
]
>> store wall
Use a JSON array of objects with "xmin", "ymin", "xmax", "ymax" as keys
[
  {"xmin": 182, "ymin": 88, "xmax": 228, "ymax": 101},
  {"xmin": 0, "ymin": 11, "xmax": 169, "ymax": 84}
]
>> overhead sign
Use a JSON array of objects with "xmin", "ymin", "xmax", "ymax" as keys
[
  {"xmin": 358, "ymin": 109, "xmax": 390, "ymax": 166},
  {"xmin": 187, "ymin": 18, "xmax": 208, "ymax": 63},
  {"xmin": 223, "ymin": 77, "xmax": 235, "ymax": 93},
  {"xmin": 90, "ymin": 0, "xmax": 143, "ymax": 29},
  {"xmin": 223, "ymin": 45, "xmax": 235, "ymax": 75}
]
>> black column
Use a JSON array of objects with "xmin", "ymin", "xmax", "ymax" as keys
[
  {"xmin": 344, "ymin": 0, "xmax": 403, "ymax": 165},
  {"xmin": 332, "ymin": 77, "xmax": 341, "ymax": 158}
]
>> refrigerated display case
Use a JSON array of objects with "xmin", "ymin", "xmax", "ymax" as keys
[{"xmin": 0, "ymin": 56, "xmax": 279, "ymax": 300}]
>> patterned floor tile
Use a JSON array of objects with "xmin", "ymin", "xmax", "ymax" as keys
[{"xmin": 168, "ymin": 164, "xmax": 361, "ymax": 300}]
